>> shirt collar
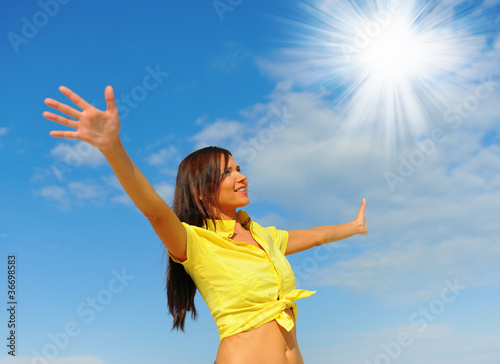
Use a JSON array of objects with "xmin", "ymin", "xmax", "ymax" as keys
[{"xmin": 203, "ymin": 210, "xmax": 252, "ymax": 238}]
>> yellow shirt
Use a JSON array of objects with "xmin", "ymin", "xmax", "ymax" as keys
[{"xmin": 169, "ymin": 210, "xmax": 316, "ymax": 341}]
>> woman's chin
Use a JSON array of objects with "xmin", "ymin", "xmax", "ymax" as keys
[{"xmin": 236, "ymin": 197, "xmax": 250, "ymax": 208}]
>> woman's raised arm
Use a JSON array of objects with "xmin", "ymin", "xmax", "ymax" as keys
[
  {"xmin": 43, "ymin": 86, "xmax": 187, "ymax": 261},
  {"xmin": 286, "ymin": 199, "xmax": 367, "ymax": 255}
]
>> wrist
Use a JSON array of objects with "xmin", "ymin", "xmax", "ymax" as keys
[
  {"xmin": 99, "ymin": 137, "xmax": 123, "ymax": 156},
  {"xmin": 353, "ymin": 219, "xmax": 367, "ymax": 235}
]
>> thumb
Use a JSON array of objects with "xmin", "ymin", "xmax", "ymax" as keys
[{"xmin": 104, "ymin": 85, "xmax": 117, "ymax": 112}]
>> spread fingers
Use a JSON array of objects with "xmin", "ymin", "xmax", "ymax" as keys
[
  {"xmin": 58, "ymin": 86, "xmax": 91, "ymax": 110},
  {"xmin": 42, "ymin": 111, "xmax": 79, "ymax": 129},
  {"xmin": 44, "ymin": 98, "xmax": 82, "ymax": 120}
]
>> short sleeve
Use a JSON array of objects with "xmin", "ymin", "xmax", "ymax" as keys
[
  {"xmin": 263, "ymin": 225, "xmax": 289, "ymax": 255},
  {"xmin": 168, "ymin": 250, "xmax": 184, "ymax": 264},
  {"xmin": 275, "ymin": 228, "xmax": 289, "ymax": 255},
  {"xmin": 167, "ymin": 223, "xmax": 205, "ymax": 268}
]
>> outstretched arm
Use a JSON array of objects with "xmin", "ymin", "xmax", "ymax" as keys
[
  {"xmin": 285, "ymin": 199, "xmax": 367, "ymax": 255},
  {"xmin": 43, "ymin": 86, "xmax": 187, "ymax": 261}
]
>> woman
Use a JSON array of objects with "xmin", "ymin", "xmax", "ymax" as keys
[{"xmin": 43, "ymin": 85, "xmax": 367, "ymax": 364}]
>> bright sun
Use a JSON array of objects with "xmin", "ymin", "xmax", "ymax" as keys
[
  {"xmin": 277, "ymin": 0, "xmax": 485, "ymax": 154},
  {"xmin": 360, "ymin": 19, "xmax": 426, "ymax": 81}
]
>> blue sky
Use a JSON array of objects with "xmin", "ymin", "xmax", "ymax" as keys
[{"xmin": 1, "ymin": 0, "xmax": 500, "ymax": 363}]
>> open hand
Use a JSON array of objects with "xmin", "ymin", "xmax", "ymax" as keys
[
  {"xmin": 43, "ymin": 86, "xmax": 121, "ymax": 151},
  {"xmin": 354, "ymin": 198, "xmax": 368, "ymax": 235}
]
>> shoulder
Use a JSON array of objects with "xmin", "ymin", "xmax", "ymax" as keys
[
  {"xmin": 250, "ymin": 221, "xmax": 289, "ymax": 254},
  {"xmin": 171, "ymin": 222, "xmax": 216, "ymax": 265},
  {"xmin": 182, "ymin": 222, "xmax": 222, "ymax": 242}
]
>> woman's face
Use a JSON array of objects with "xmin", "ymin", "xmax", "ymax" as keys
[{"xmin": 216, "ymin": 155, "xmax": 249, "ymax": 218}]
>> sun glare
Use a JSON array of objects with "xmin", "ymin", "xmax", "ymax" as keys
[
  {"xmin": 359, "ymin": 19, "xmax": 425, "ymax": 80},
  {"xmin": 276, "ymin": 0, "xmax": 492, "ymax": 154}
]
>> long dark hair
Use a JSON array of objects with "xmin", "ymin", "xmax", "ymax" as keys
[{"xmin": 167, "ymin": 146, "xmax": 232, "ymax": 331}]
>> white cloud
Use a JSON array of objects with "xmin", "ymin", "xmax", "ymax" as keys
[
  {"xmin": 110, "ymin": 193, "xmax": 133, "ymax": 205},
  {"xmin": 36, "ymin": 185, "xmax": 70, "ymax": 210},
  {"xmin": 251, "ymin": 212, "xmax": 290, "ymax": 230},
  {"xmin": 154, "ymin": 182, "xmax": 175, "ymax": 205},
  {"xmin": 37, "ymin": 180, "xmax": 110, "ymax": 210},
  {"xmin": 102, "ymin": 175, "xmax": 122, "ymax": 190},
  {"xmin": 145, "ymin": 146, "xmax": 178, "ymax": 166},
  {"xmin": 31, "ymin": 167, "xmax": 55, "ymax": 183},
  {"xmin": 50, "ymin": 142, "xmax": 105, "ymax": 168},
  {"xmin": 302, "ymin": 324, "xmax": 500, "ymax": 364},
  {"xmin": 102, "ymin": 175, "xmax": 133, "ymax": 206},
  {"xmin": 310, "ymin": 235, "xmax": 499, "ymax": 304},
  {"xmin": 0, "ymin": 126, "xmax": 8, "ymax": 147},
  {"xmin": 68, "ymin": 181, "xmax": 105, "ymax": 200},
  {"xmin": 192, "ymin": 119, "xmax": 246, "ymax": 149},
  {"xmin": 100, "ymin": 175, "xmax": 175, "ymax": 208}
]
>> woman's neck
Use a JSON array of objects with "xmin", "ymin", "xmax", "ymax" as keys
[
  {"xmin": 218, "ymin": 209, "xmax": 238, "ymax": 221},
  {"xmin": 216, "ymin": 209, "xmax": 237, "ymax": 221}
]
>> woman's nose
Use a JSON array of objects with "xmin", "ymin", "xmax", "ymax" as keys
[{"xmin": 236, "ymin": 171, "xmax": 247, "ymax": 181}]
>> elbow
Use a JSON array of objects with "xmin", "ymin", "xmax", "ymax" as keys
[{"xmin": 143, "ymin": 210, "xmax": 159, "ymax": 221}]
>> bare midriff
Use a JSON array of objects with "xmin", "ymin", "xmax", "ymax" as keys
[{"xmin": 215, "ymin": 308, "xmax": 303, "ymax": 364}]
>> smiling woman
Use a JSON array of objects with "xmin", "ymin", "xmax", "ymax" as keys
[
  {"xmin": 215, "ymin": 156, "xmax": 250, "ymax": 219},
  {"xmin": 43, "ymin": 85, "xmax": 367, "ymax": 364}
]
